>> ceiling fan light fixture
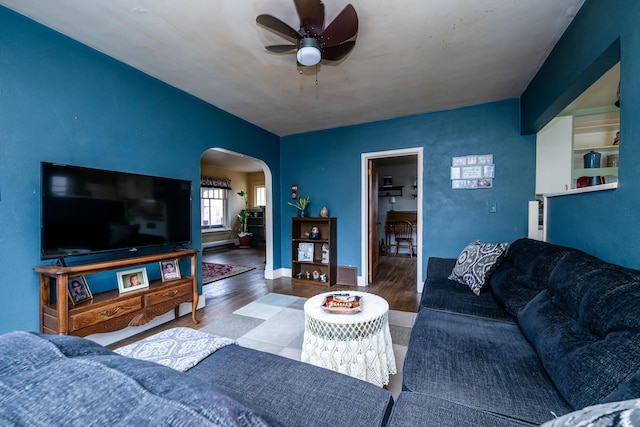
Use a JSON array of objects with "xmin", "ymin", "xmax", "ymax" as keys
[{"xmin": 297, "ymin": 38, "xmax": 321, "ymax": 66}]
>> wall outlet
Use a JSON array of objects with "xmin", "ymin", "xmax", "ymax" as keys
[{"xmin": 489, "ymin": 202, "xmax": 497, "ymax": 213}]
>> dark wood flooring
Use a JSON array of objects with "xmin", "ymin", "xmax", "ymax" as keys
[{"xmin": 111, "ymin": 245, "xmax": 419, "ymax": 348}]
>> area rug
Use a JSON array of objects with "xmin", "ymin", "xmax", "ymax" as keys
[
  {"xmin": 202, "ymin": 262, "xmax": 255, "ymax": 284},
  {"xmin": 200, "ymin": 292, "xmax": 417, "ymax": 398}
]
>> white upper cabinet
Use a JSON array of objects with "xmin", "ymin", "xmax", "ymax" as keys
[{"xmin": 536, "ymin": 116, "xmax": 573, "ymax": 195}]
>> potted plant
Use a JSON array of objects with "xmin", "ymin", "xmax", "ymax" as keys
[
  {"xmin": 288, "ymin": 195, "xmax": 310, "ymax": 217},
  {"xmin": 236, "ymin": 190, "xmax": 252, "ymax": 248}
]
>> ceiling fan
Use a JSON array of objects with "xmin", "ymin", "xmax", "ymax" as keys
[{"xmin": 256, "ymin": 0, "xmax": 358, "ymax": 67}]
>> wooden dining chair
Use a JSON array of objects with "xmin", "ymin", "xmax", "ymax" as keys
[{"xmin": 390, "ymin": 221, "xmax": 414, "ymax": 257}]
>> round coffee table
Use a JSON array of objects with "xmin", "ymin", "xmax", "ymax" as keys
[{"xmin": 301, "ymin": 291, "xmax": 396, "ymax": 387}]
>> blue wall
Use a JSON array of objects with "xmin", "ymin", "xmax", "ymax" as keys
[
  {"xmin": 8, "ymin": 0, "xmax": 631, "ymax": 335},
  {"xmin": 281, "ymin": 99, "xmax": 535, "ymax": 273},
  {"xmin": 521, "ymin": 0, "xmax": 640, "ymax": 268},
  {"xmin": 0, "ymin": 7, "xmax": 280, "ymax": 334}
]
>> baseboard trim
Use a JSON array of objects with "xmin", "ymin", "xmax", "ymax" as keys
[{"xmin": 202, "ymin": 238, "xmax": 238, "ymax": 249}]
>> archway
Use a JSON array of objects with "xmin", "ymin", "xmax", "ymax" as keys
[{"xmin": 200, "ymin": 148, "xmax": 274, "ymax": 277}]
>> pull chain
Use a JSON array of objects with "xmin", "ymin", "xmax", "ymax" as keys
[{"xmin": 315, "ymin": 64, "xmax": 319, "ymax": 85}]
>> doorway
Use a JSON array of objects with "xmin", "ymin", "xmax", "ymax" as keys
[
  {"xmin": 200, "ymin": 148, "xmax": 275, "ymax": 278},
  {"xmin": 361, "ymin": 148, "xmax": 424, "ymax": 292}
]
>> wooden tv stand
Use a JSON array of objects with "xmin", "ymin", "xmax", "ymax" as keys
[{"xmin": 34, "ymin": 249, "xmax": 199, "ymax": 337}]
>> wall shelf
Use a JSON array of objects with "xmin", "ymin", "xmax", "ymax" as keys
[
  {"xmin": 571, "ymin": 109, "xmax": 620, "ymax": 188},
  {"xmin": 571, "ymin": 167, "xmax": 618, "ymax": 179},
  {"xmin": 379, "ymin": 186, "xmax": 403, "ymax": 197}
]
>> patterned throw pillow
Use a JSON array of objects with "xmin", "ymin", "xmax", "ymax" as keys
[
  {"xmin": 448, "ymin": 240, "xmax": 508, "ymax": 295},
  {"xmin": 541, "ymin": 398, "xmax": 640, "ymax": 426}
]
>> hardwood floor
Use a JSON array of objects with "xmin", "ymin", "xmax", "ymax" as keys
[{"xmin": 110, "ymin": 245, "xmax": 420, "ymax": 348}]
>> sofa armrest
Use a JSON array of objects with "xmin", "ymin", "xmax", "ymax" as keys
[{"xmin": 426, "ymin": 257, "xmax": 456, "ymax": 280}]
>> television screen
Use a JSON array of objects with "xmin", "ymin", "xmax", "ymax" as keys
[{"xmin": 41, "ymin": 162, "xmax": 192, "ymax": 260}]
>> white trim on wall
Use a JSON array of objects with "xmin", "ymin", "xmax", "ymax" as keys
[{"xmin": 361, "ymin": 147, "xmax": 424, "ymax": 293}]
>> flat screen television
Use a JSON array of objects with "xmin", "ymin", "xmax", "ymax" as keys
[{"xmin": 41, "ymin": 162, "xmax": 192, "ymax": 261}]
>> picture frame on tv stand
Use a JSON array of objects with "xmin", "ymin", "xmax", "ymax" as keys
[{"xmin": 117, "ymin": 268, "xmax": 149, "ymax": 294}]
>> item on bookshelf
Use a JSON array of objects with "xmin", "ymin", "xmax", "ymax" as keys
[
  {"xmin": 321, "ymin": 243, "xmax": 330, "ymax": 264},
  {"xmin": 319, "ymin": 206, "xmax": 329, "ymax": 218},
  {"xmin": 583, "ymin": 151, "xmax": 603, "ymax": 187},
  {"xmin": 67, "ymin": 275, "xmax": 92, "ymax": 307},
  {"xmin": 288, "ymin": 195, "xmax": 310, "ymax": 217},
  {"xmin": 312, "ymin": 270, "xmax": 321, "ymax": 280},
  {"xmin": 576, "ymin": 177, "xmax": 589, "ymax": 188},
  {"xmin": 297, "ymin": 242, "xmax": 314, "ymax": 261},
  {"xmin": 320, "ymin": 274, "xmax": 327, "ymax": 283},
  {"xmin": 613, "ymin": 131, "xmax": 620, "ymax": 145},
  {"xmin": 307, "ymin": 226, "xmax": 320, "ymax": 240},
  {"xmin": 321, "ymin": 293, "xmax": 363, "ymax": 314},
  {"xmin": 159, "ymin": 259, "xmax": 181, "ymax": 282},
  {"xmin": 583, "ymin": 150, "xmax": 601, "ymax": 168}
]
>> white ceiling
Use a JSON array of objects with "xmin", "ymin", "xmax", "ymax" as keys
[{"xmin": 2, "ymin": 0, "xmax": 586, "ymax": 138}]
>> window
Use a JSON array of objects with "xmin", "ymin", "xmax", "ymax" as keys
[
  {"xmin": 201, "ymin": 187, "xmax": 227, "ymax": 228},
  {"xmin": 255, "ymin": 185, "xmax": 266, "ymax": 206}
]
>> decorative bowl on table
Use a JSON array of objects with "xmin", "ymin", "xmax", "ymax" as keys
[{"xmin": 321, "ymin": 293, "xmax": 363, "ymax": 314}]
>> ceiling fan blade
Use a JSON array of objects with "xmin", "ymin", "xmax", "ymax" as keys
[
  {"xmin": 293, "ymin": 0, "xmax": 325, "ymax": 37},
  {"xmin": 265, "ymin": 44, "xmax": 297, "ymax": 54},
  {"xmin": 321, "ymin": 41, "xmax": 356, "ymax": 61},
  {"xmin": 320, "ymin": 4, "xmax": 358, "ymax": 48},
  {"xmin": 256, "ymin": 14, "xmax": 301, "ymax": 42}
]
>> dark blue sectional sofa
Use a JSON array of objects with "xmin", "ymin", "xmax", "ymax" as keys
[
  {"xmin": 388, "ymin": 238, "xmax": 640, "ymax": 426},
  {"xmin": 3, "ymin": 237, "xmax": 640, "ymax": 426},
  {"xmin": 0, "ymin": 331, "xmax": 393, "ymax": 426}
]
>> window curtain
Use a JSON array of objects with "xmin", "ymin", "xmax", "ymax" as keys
[{"xmin": 201, "ymin": 176, "xmax": 231, "ymax": 189}]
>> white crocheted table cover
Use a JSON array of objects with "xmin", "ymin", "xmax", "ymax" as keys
[{"xmin": 301, "ymin": 292, "xmax": 397, "ymax": 387}]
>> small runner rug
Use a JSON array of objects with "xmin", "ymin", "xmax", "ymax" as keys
[
  {"xmin": 202, "ymin": 262, "xmax": 255, "ymax": 285},
  {"xmin": 114, "ymin": 327, "xmax": 236, "ymax": 371}
]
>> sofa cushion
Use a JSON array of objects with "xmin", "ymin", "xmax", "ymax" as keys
[
  {"xmin": 500, "ymin": 238, "xmax": 570, "ymax": 274},
  {"xmin": 187, "ymin": 343, "xmax": 394, "ymax": 427},
  {"xmin": 420, "ymin": 276, "xmax": 515, "ymax": 322},
  {"xmin": 602, "ymin": 371, "xmax": 640, "ymax": 404},
  {"xmin": 518, "ymin": 251, "xmax": 640, "ymax": 411},
  {"xmin": 426, "ymin": 257, "xmax": 457, "ymax": 280},
  {"xmin": 490, "ymin": 238, "xmax": 576, "ymax": 315},
  {"xmin": 0, "ymin": 331, "xmax": 277, "ymax": 426},
  {"xmin": 402, "ymin": 308, "xmax": 571, "ymax": 424},
  {"xmin": 388, "ymin": 392, "xmax": 536, "ymax": 427},
  {"xmin": 448, "ymin": 240, "xmax": 507, "ymax": 295}
]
